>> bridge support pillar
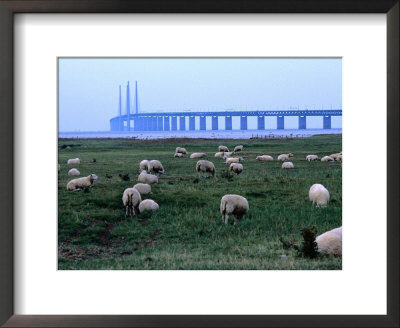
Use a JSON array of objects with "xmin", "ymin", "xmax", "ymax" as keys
[
  {"xmin": 151, "ymin": 117, "xmax": 157, "ymax": 131},
  {"xmin": 225, "ymin": 116, "xmax": 232, "ymax": 130},
  {"xmin": 240, "ymin": 116, "xmax": 247, "ymax": 130},
  {"xmin": 212, "ymin": 116, "xmax": 218, "ymax": 130},
  {"xmin": 200, "ymin": 116, "xmax": 206, "ymax": 130},
  {"xmin": 163, "ymin": 117, "xmax": 170, "ymax": 131},
  {"xmin": 157, "ymin": 117, "xmax": 163, "ymax": 131},
  {"xmin": 299, "ymin": 116, "xmax": 306, "ymax": 129},
  {"xmin": 180, "ymin": 116, "xmax": 186, "ymax": 131},
  {"xmin": 277, "ymin": 116, "xmax": 284, "ymax": 129},
  {"xmin": 171, "ymin": 116, "xmax": 177, "ymax": 131},
  {"xmin": 257, "ymin": 116, "xmax": 265, "ymax": 130},
  {"xmin": 189, "ymin": 117, "xmax": 195, "ymax": 130},
  {"xmin": 144, "ymin": 117, "xmax": 150, "ymax": 131},
  {"xmin": 323, "ymin": 116, "xmax": 331, "ymax": 129}
]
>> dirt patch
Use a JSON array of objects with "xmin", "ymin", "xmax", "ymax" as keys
[
  {"xmin": 137, "ymin": 229, "xmax": 162, "ymax": 248},
  {"xmin": 97, "ymin": 223, "xmax": 115, "ymax": 247}
]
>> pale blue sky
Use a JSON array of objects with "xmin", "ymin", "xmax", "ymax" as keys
[{"xmin": 59, "ymin": 58, "xmax": 342, "ymax": 131}]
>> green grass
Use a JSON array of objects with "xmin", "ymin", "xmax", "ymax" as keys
[{"xmin": 58, "ymin": 134, "xmax": 342, "ymax": 270}]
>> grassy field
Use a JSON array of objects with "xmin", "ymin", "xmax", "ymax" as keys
[{"xmin": 58, "ymin": 134, "xmax": 342, "ymax": 270}]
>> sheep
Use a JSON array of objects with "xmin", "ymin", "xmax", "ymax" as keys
[
  {"xmin": 330, "ymin": 152, "xmax": 342, "ymax": 161},
  {"xmin": 321, "ymin": 156, "xmax": 334, "ymax": 162},
  {"xmin": 138, "ymin": 199, "xmax": 159, "ymax": 213},
  {"xmin": 306, "ymin": 155, "xmax": 319, "ymax": 161},
  {"xmin": 336, "ymin": 154, "xmax": 343, "ymax": 162},
  {"xmin": 68, "ymin": 168, "xmax": 80, "ymax": 176},
  {"xmin": 309, "ymin": 183, "xmax": 330, "ymax": 206},
  {"xmin": 147, "ymin": 160, "xmax": 165, "ymax": 175},
  {"xmin": 282, "ymin": 162, "xmax": 294, "ymax": 169},
  {"xmin": 190, "ymin": 152, "xmax": 207, "ymax": 159},
  {"xmin": 316, "ymin": 227, "xmax": 342, "ymax": 257},
  {"xmin": 256, "ymin": 155, "xmax": 273, "ymax": 161},
  {"xmin": 277, "ymin": 153, "xmax": 294, "ymax": 161},
  {"xmin": 223, "ymin": 151, "xmax": 235, "ymax": 157},
  {"xmin": 220, "ymin": 194, "xmax": 249, "ymax": 224},
  {"xmin": 67, "ymin": 158, "xmax": 80, "ymax": 165},
  {"xmin": 138, "ymin": 171, "xmax": 158, "ymax": 184},
  {"xmin": 139, "ymin": 160, "xmax": 149, "ymax": 172},
  {"xmin": 218, "ymin": 145, "xmax": 229, "ymax": 152},
  {"xmin": 229, "ymin": 163, "xmax": 243, "ymax": 175},
  {"xmin": 122, "ymin": 187, "xmax": 141, "ymax": 217},
  {"xmin": 67, "ymin": 174, "xmax": 98, "ymax": 191},
  {"xmin": 133, "ymin": 183, "xmax": 152, "ymax": 195},
  {"xmin": 196, "ymin": 160, "xmax": 216, "ymax": 178},
  {"xmin": 214, "ymin": 152, "xmax": 225, "ymax": 158},
  {"xmin": 225, "ymin": 157, "xmax": 243, "ymax": 164},
  {"xmin": 174, "ymin": 153, "xmax": 184, "ymax": 158},
  {"xmin": 175, "ymin": 147, "xmax": 187, "ymax": 154},
  {"xmin": 233, "ymin": 145, "xmax": 243, "ymax": 152}
]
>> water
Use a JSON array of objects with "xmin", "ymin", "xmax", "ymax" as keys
[{"xmin": 59, "ymin": 129, "xmax": 342, "ymax": 139}]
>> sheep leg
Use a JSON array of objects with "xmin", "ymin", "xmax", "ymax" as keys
[
  {"xmin": 224, "ymin": 214, "xmax": 229, "ymax": 224},
  {"xmin": 125, "ymin": 206, "xmax": 129, "ymax": 217},
  {"xmin": 73, "ymin": 188, "xmax": 81, "ymax": 192}
]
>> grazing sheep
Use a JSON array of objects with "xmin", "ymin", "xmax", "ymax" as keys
[
  {"xmin": 218, "ymin": 145, "xmax": 229, "ymax": 152},
  {"xmin": 223, "ymin": 151, "xmax": 235, "ymax": 157},
  {"xmin": 190, "ymin": 152, "xmax": 207, "ymax": 159},
  {"xmin": 147, "ymin": 160, "xmax": 165, "ymax": 175},
  {"xmin": 330, "ymin": 152, "xmax": 342, "ymax": 161},
  {"xmin": 175, "ymin": 147, "xmax": 187, "ymax": 154},
  {"xmin": 133, "ymin": 183, "xmax": 152, "ymax": 195},
  {"xmin": 214, "ymin": 152, "xmax": 225, "ymax": 158},
  {"xmin": 306, "ymin": 155, "xmax": 319, "ymax": 161},
  {"xmin": 174, "ymin": 152, "xmax": 184, "ymax": 158},
  {"xmin": 277, "ymin": 153, "xmax": 294, "ymax": 161},
  {"xmin": 220, "ymin": 194, "xmax": 249, "ymax": 224},
  {"xmin": 225, "ymin": 157, "xmax": 243, "ymax": 164},
  {"xmin": 316, "ymin": 227, "xmax": 342, "ymax": 257},
  {"xmin": 321, "ymin": 156, "xmax": 334, "ymax": 162},
  {"xmin": 309, "ymin": 183, "xmax": 330, "ymax": 207},
  {"xmin": 67, "ymin": 174, "xmax": 98, "ymax": 191},
  {"xmin": 336, "ymin": 154, "xmax": 342, "ymax": 162},
  {"xmin": 233, "ymin": 145, "xmax": 243, "ymax": 152},
  {"xmin": 256, "ymin": 155, "xmax": 273, "ymax": 161},
  {"xmin": 196, "ymin": 160, "xmax": 216, "ymax": 178},
  {"xmin": 282, "ymin": 162, "xmax": 294, "ymax": 169},
  {"xmin": 229, "ymin": 163, "xmax": 243, "ymax": 175},
  {"xmin": 67, "ymin": 158, "xmax": 80, "ymax": 165},
  {"xmin": 139, "ymin": 199, "xmax": 159, "ymax": 213},
  {"xmin": 122, "ymin": 187, "xmax": 141, "ymax": 217},
  {"xmin": 68, "ymin": 168, "xmax": 80, "ymax": 176},
  {"xmin": 138, "ymin": 171, "xmax": 158, "ymax": 184},
  {"xmin": 139, "ymin": 160, "xmax": 149, "ymax": 172}
]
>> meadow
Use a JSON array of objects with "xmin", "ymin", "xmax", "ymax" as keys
[{"xmin": 58, "ymin": 134, "xmax": 342, "ymax": 270}]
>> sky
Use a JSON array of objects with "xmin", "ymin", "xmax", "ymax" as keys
[{"xmin": 58, "ymin": 58, "xmax": 342, "ymax": 131}]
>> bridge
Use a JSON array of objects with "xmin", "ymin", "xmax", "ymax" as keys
[{"xmin": 109, "ymin": 81, "xmax": 342, "ymax": 131}]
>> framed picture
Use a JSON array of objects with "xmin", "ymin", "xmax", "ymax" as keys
[{"xmin": 0, "ymin": 0, "xmax": 398, "ymax": 327}]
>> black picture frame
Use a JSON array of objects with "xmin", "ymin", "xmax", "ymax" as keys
[{"xmin": 0, "ymin": 1, "xmax": 398, "ymax": 327}]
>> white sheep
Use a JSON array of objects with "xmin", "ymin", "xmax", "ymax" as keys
[
  {"xmin": 321, "ymin": 156, "xmax": 334, "ymax": 162},
  {"xmin": 282, "ymin": 162, "xmax": 294, "ymax": 169},
  {"xmin": 224, "ymin": 151, "xmax": 235, "ymax": 157},
  {"xmin": 67, "ymin": 174, "xmax": 98, "ymax": 191},
  {"xmin": 214, "ymin": 152, "xmax": 225, "ymax": 158},
  {"xmin": 174, "ymin": 152, "xmax": 184, "ymax": 158},
  {"xmin": 229, "ymin": 163, "xmax": 243, "ymax": 175},
  {"xmin": 67, "ymin": 158, "xmax": 80, "ymax": 165},
  {"xmin": 225, "ymin": 157, "xmax": 243, "ymax": 164},
  {"xmin": 190, "ymin": 152, "xmax": 207, "ymax": 159},
  {"xmin": 196, "ymin": 160, "xmax": 216, "ymax": 178},
  {"xmin": 316, "ymin": 227, "xmax": 342, "ymax": 257},
  {"xmin": 175, "ymin": 147, "xmax": 187, "ymax": 154},
  {"xmin": 233, "ymin": 145, "xmax": 243, "ymax": 152},
  {"xmin": 277, "ymin": 153, "xmax": 294, "ymax": 161},
  {"xmin": 306, "ymin": 155, "xmax": 319, "ymax": 161},
  {"xmin": 218, "ymin": 145, "xmax": 229, "ymax": 152},
  {"xmin": 330, "ymin": 152, "xmax": 342, "ymax": 161},
  {"xmin": 147, "ymin": 160, "xmax": 165, "ymax": 175},
  {"xmin": 133, "ymin": 183, "xmax": 152, "ymax": 195},
  {"xmin": 309, "ymin": 183, "xmax": 330, "ymax": 206},
  {"xmin": 138, "ymin": 171, "xmax": 158, "ymax": 184},
  {"xmin": 336, "ymin": 154, "xmax": 343, "ymax": 162},
  {"xmin": 68, "ymin": 168, "xmax": 80, "ymax": 176},
  {"xmin": 139, "ymin": 199, "xmax": 159, "ymax": 213},
  {"xmin": 139, "ymin": 160, "xmax": 149, "ymax": 172},
  {"xmin": 122, "ymin": 187, "xmax": 142, "ymax": 217},
  {"xmin": 256, "ymin": 155, "xmax": 273, "ymax": 161},
  {"xmin": 220, "ymin": 194, "xmax": 249, "ymax": 224}
]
